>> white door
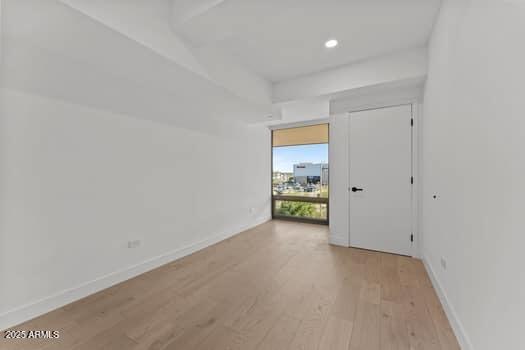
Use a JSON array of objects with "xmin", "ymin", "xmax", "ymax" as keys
[{"xmin": 348, "ymin": 105, "xmax": 413, "ymax": 256}]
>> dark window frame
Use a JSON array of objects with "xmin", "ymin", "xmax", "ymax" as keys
[{"xmin": 271, "ymin": 124, "xmax": 329, "ymax": 225}]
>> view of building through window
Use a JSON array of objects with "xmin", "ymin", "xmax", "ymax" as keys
[
  {"xmin": 272, "ymin": 125, "xmax": 328, "ymax": 222},
  {"xmin": 272, "ymin": 144, "xmax": 328, "ymax": 198}
]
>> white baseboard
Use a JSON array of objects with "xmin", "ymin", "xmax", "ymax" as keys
[
  {"xmin": 422, "ymin": 255, "xmax": 473, "ymax": 350},
  {"xmin": 0, "ymin": 216, "xmax": 271, "ymax": 331},
  {"xmin": 329, "ymin": 235, "xmax": 349, "ymax": 247}
]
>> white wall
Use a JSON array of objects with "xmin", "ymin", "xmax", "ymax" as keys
[
  {"xmin": 0, "ymin": 1, "xmax": 271, "ymax": 330},
  {"xmin": 0, "ymin": 87, "xmax": 270, "ymax": 330},
  {"xmin": 269, "ymin": 98, "xmax": 330, "ymax": 126},
  {"xmin": 273, "ymin": 48, "xmax": 427, "ymax": 103},
  {"xmin": 328, "ymin": 113, "xmax": 350, "ymax": 247},
  {"xmin": 422, "ymin": 1, "xmax": 525, "ymax": 349},
  {"xmin": 59, "ymin": 0, "xmax": 209, "ymax": 78},
  {"xmin": 1, "ymin": 0, "xmax": 272, "ymax": 127},
  {"xmin": 58, "ymin": 0, "xmax": 273, "ymax": 107}
]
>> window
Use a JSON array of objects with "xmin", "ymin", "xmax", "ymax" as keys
[
  {"xmin": 274, "ymin": 200, "xmax": 328, "ymax": 221},
  {"xmin": 272, "ymin": 124, "xmax": 328, "ymax": 224}
]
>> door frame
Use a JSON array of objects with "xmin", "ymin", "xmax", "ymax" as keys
[{"xmin": 346, "ymin": 101, "xmax": 421, "ymax": 257}]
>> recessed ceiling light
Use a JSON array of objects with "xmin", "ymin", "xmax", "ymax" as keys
[{"xmin": 325, "ymin": 39, "xmax": 338, "ymax": 48}]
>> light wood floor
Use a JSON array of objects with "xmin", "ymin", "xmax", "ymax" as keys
[{"xmin": 1, "ymin": 220, "xmax": 460, "ymax": 350}]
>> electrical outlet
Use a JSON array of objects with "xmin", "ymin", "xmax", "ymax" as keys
[
  {"xmin": 128, "ymin": 240, "xmax": 141, "ymax": 249},
  {"xmin": 440, "ymin": 257, "xmax": 447, "ymax": 270}
]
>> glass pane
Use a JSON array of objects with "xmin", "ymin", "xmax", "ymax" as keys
[
  {"xmin": 274, "ymin": 200, "xmax": 327, "ymax": 220},
  {"xmin": 272, "ymin": 143, "xmax": 328, "ymax": 198}
]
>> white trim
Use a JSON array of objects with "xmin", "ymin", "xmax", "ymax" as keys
[
  {"xmin": 329, "ymin": 82, "xmax": 424, "ymax": 115},
  {"xmin": 346, "ymin": 100, "xmax": 421, "ymax": 257},
  {"xmin": 329, "ymin": 235, "xmax": 349, "ymax": 247},
  {"xmin": 411, "ymin": 102, "xmax": 422, "ymax": 258},
  {"xmin": 423, "ymin": 255, "xmax": 473, "ymax": 350},
  {"xmin": 0, "ymin": 216, "xmax": 271, "ymax": 331},
  {"xmin": 344, "ymin": 102, "xmax": 415, "ymax": 115}
]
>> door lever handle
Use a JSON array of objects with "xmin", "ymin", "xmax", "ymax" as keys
[{"xmin": 351, "ymin": 187, "xmax": 363, "ymax": 192}]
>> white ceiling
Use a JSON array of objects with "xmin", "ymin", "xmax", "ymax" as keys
[{"xmin": 172, "ymin": 0, "xmax": 442, "ymax": 82}]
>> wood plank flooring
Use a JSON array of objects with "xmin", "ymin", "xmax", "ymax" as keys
[{"xmin": 1, "ymin": 220, "xmax": 460, "ymax": 350}]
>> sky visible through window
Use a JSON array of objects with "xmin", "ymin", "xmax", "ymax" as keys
[{"xmin": 273, "ymin": 143, "xmax": 328, "ymax": 173}]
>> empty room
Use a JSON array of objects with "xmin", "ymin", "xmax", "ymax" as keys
[{"xmin": 0, "ymin": 0, "xmax": 523, "ymax": 349}]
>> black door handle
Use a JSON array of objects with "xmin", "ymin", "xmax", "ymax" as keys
[{"xmin": 351, "ymin": 187, "xmax": 363, "ymax": 192}]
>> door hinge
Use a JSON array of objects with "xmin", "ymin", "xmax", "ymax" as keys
[
  {"xmin": 411, "ymin": 176, "xmax": 414, "ymax": 184},
  {"xmin": 410, "ymin": 234, "xmax": 414, "ymax": 242},
  {"xmin": 410, "ymin": 118, "xmax": 414, "ymax": 127}
]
